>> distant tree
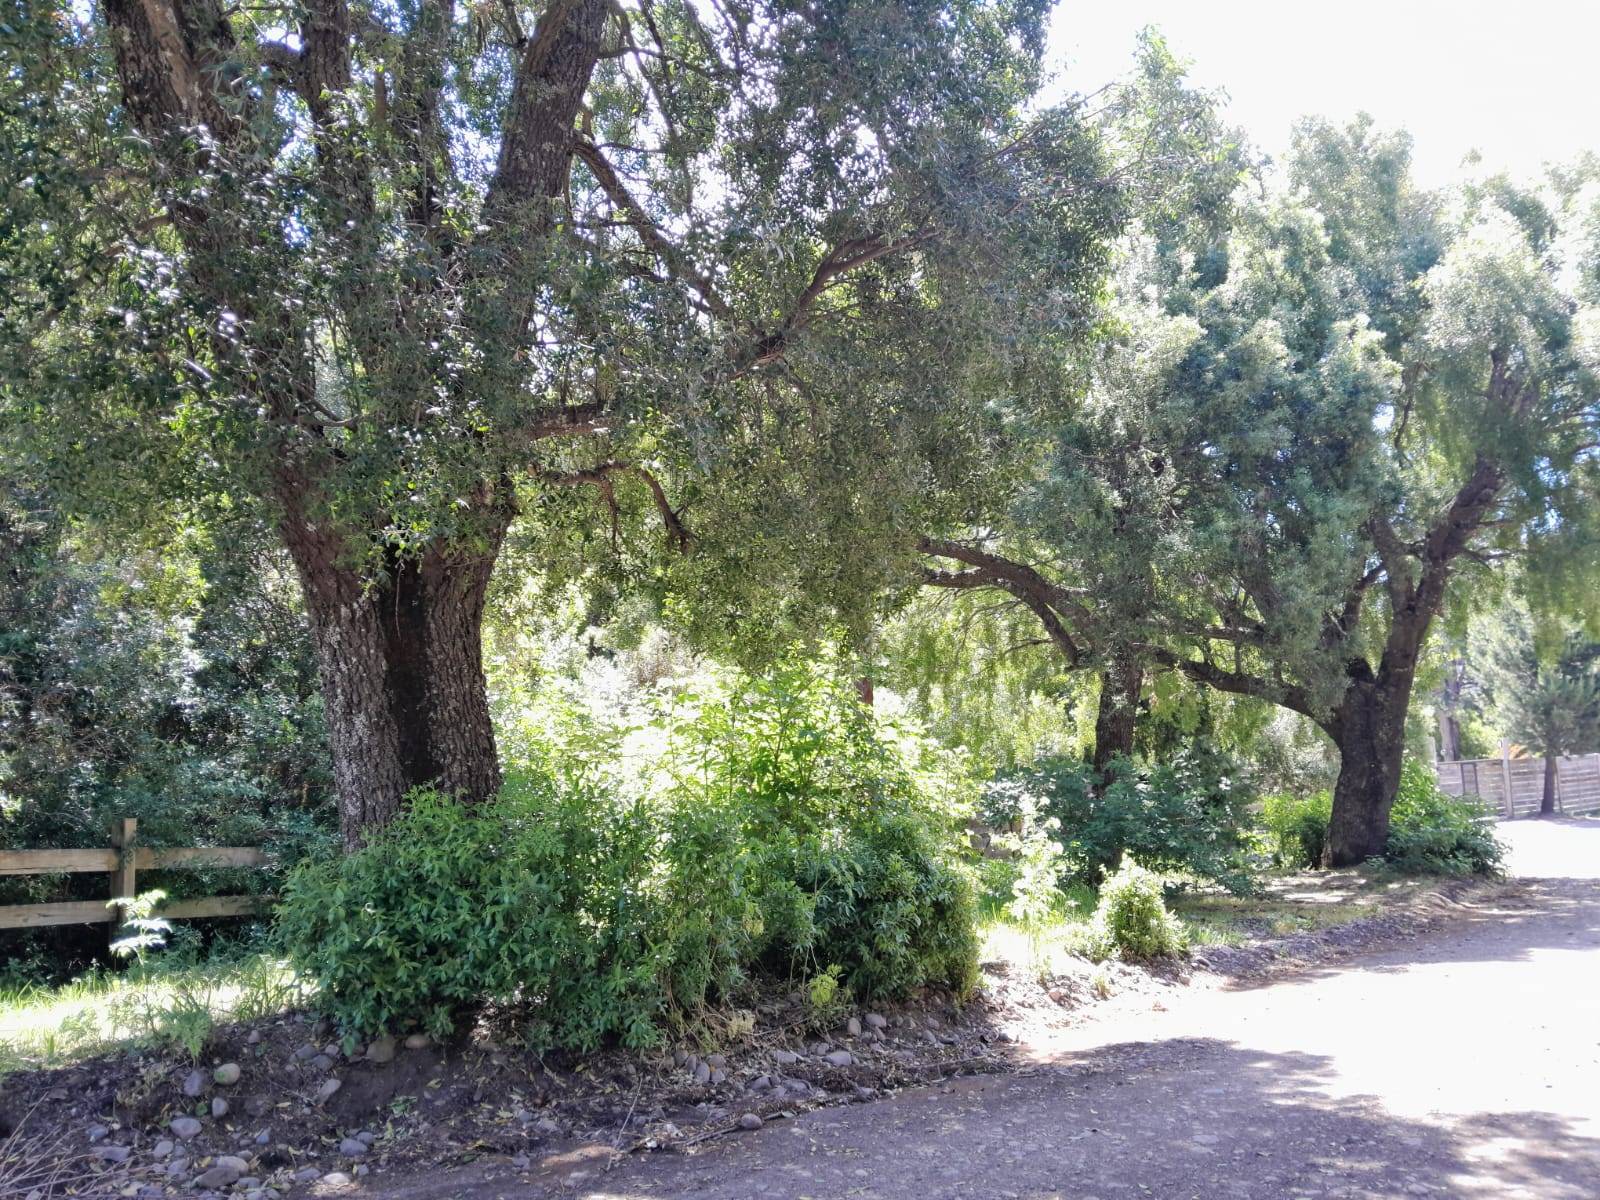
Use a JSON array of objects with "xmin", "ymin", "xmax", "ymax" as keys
[
  {"xmin": 1484, "ymin": 615, "xmax": 1600, "ymax": 815},
  {"xmin": 2, "ymin": 0, "xmax": 1127, "ymax": 844}
]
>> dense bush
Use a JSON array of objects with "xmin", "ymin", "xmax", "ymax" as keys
[
  {"xmin": 1083, "ymin": 856, "xmax": 1186, "ymax": 961},
  {"xmin": 983, "ymin": 748, "xmax": 1256, "ymax": 894},
  {"xmin": 1384, "ymin": 759, "xmax": 1504, "ymax": 876},
  {"xmin": 1256, "ymin": 760, "xmax": 1503, "ymax": 876},
  {"xmin": 276, "ymin": 781, "xmax": 667, "ymax": 1049},
  {"xmin": 1258, "ymin": 790, "xmax": 1334, "ymax": 868},
  {"xmin": 278, "ymin": 663, "xmax": 979, "ymax": 1047}
]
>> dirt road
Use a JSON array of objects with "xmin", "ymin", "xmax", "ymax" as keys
[{"xmin": 371, "ymin": 820, "xmax": 1600, "ymax": 1200}]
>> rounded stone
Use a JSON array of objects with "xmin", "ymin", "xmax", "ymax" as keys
[
  {"xmin": 316, "ymin": 1078, "xmax": 342, "ymax": 1102},
  {"xmin": 181, "ymin": 1069, "xmax": 207, "ymax": 1098},
  {"xmin": 213, "ymin": 1063, "xmax": 242, "ymax": 1086},
  {"xmin": 365, "ymin": 1035, "xmax": 396, "ymax": 1064},
  {"xmin": 211, "ymin": 1096, "xmax": 229, "ymax": 1118},
  {"xmin": 737, "ymin": 1113, "xmax": 763, "ymax": 1131},
  {"xmin": 338, "ymin": 1138, "xmax": 367, "ymax": 1158},
  {"xmin": 171, "ymin": 1117, "xmax": 203, "ymax": 1141},
  {"xmin": 403, "ymin": 1032, "xmax": 430, "ymax": 1051}
]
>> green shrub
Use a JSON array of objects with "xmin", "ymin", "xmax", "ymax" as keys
[
  {"xmin": 276, "ymin": 780, "xmax": 669, "ymax": 1051},
  {"xmin": 984, "ymin": 748, "xmax": 1256, "ymax": 894},
  {"xmin": 656, "ymin": 661, "xmax": 980, "ymax": 1002},
  {"xmin": 1259, "ymin": 790, "xmax": 1334, "ymax": 868},
  {"xmin": 1255, "ymin": 761, "xmax": 1502, "ymax": 876},
  {"xmin": 1384, "ymin": 759, "xmax": 1503, "ymax": 876},
  {"xmin": 1083, "ymin": 856, "xmax": 1186, "ymax": 961},
  {"xmin": 278, "ymin": 660, "xmax": 980, "ymax": 1048}
]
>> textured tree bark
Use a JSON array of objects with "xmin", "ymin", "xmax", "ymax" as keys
[
  {"xmin": 1092, "ymin": 648, "xmax": 1144, "ymax": 777},
  {"xmin": 1323, "ymin": 674, "xmax": 1410, "ymax": 866},
  {"xmin": 279, "ymin": 492, "xmax": 508, "ymax": 847},
  {"xmin": 1541, "ymin": 752, "xmax": 1559, "ymax": 816}
]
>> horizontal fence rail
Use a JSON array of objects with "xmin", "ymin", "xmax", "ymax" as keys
[
  {"xmin": 0, "ymin": 818, "xmax": 272, "ymax": 933},
  {"xmin": 1435, "ymin": 748, "xmax": 1600, "ymax": 819}
]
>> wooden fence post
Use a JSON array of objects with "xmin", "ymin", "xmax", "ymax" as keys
[
  {"xmin": 1499, "ymin": 741, "xmax": 1515, "ymax": 819},
  {"xmin": 109, "ymin": 817, "xmax": 138, "ymax": 941}
]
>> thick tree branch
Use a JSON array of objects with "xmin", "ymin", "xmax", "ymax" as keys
[
  {"xmin": 917, "ymin": 538, "xmax": 1091, "ymax": 666},
  {"xmin": 1141, "ymin": 644, "xmax": 1318, "ymax": 720},
  {"xmin": 540, "ymin": 461, "xmax": 691, "ymax": 553},
  {"xmin": 573, "ymin": 139, "xmax": 733, "ymax": 321}
]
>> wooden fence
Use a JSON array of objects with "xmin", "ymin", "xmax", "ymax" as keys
[
  {"xmin": 1435, "ymin": 747, "xmax": 1600, "ymax": 819},
  {"xmin": 0, "ymin": 818, "xmax": 271, "ymax": 933}
]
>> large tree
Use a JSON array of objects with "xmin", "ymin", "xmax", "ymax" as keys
[
  {"xmin": 919, "ymin": 122, "xmax": 1600, "ymax": 864},
  {"xmin": 3, "ymin": 0, "xmax": 1125, "ymax": 843}
]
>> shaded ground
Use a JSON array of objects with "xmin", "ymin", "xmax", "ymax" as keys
[{"xmin": 350, "ymin": 819, "xmax": 1600, "ymax": 1199}]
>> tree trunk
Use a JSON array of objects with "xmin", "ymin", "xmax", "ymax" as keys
[
  {"xmin": 1323, "ymin": 669, "xmax": 1411, "ymax": 867},
  {"xmin": 281, "ymin": 506, "xmax": 507, "ymax": 847},
  {"xmin": 1092, "ymin": 648, "xmax": 1144, "ymax": 777},
  {"xmin": 1541, "ymin": 752, "xmax": 1558, "ymax": 816}
]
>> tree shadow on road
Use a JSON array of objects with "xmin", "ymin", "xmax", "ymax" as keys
[{"xmin": 364, "ymin": 1038, "xmax": 1600, "ymax": 1200}]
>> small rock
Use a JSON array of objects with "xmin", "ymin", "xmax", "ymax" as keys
[
  {"xmin": 235, "ymin": 1178, "xmax": 260, "ymax": 1189},
  {"xmin": 692, "ymin": 1062, "xmax": 711, "ymax": 1084},
  {"xmin": 244, "ymin": 1191, "xmax": 266, "ymax": 1200},
  {"xmin": 705, "ymin": 1053, "xmax": 726, "ymax": 1069},
  {"xmin": 321, "ymin": 1171, "xmax": 351, "ymax": 1186},
  {"xmin": 864, "ymin": 1013, "xmax": 887, "ymax": 1029},
  {"xmin": 672, "ymin": 1048, "xmax": 688, "ymax": 1066},
  {"xmin": 355, "ymin": 1131, "xmax": 375, "ymax": 1146},
  {"xmin": 316, "ymin": 1078, "xmax": 342, "ymax": 1102},
  {"xmin": 749, "ymin": 1075, "xmax": 772, "ymax": 1092},
  {"xmin": 403, "ymin": 1032, "xmax": 430, "ymax": 1051},
  {"xmin": 254, "ymin": 1129, "xmax": 270, "ymax": 1146},
  {"xmin": 193, "ymin": 1163, "xmax": 243, "ymax": 1189},
  {"xmin": 846, "ymin": 1017, "xmax": 862, "ymax": 1037},
  {"xmin": 181, "ymin": 1069, "xmax": 207, "ymax": 1098},
  {"xmin": 293, "ymin": 1045, "xmax": 317, "ymax": 1062},
  {"xmin": 365, "ymin": 1035, "xmax": 396, "ymax": 1064},
  {"xmin": 772, "ymin": 1050, "xmax": 799, "ymax": 1066},
  {"xmin": 310, "ymin": 1054, "xmax": 335, "ymax": 1072},
  {"xmin": 213, "ymin": 1063, "xmax": 241, "ymax": 1086},
  {"xmin": 171, "ymin": 1117, "xmax": 203, "ymax": 1141},
  {"xmin": 87, "ymin": 1123, "xmax": 110, "ymax": 1143},
  {"xmin": 355, "ymin": 1165, "xmax": 370, "ymax": 1177},
  {"xmin": 824, "ymin": 1050, "xmax": 854, "ymax": 1067},
  {"xmin": 245, "ymin": 1029, "xmax": 262, "ymax": 1045},
  {"xmin": 293, "ymin": 1167, "xmax": 321, "ymax": 1183},
  {"xmin": 165, "ymin": 1158, "xmax": 189, "ymax": 1177},
  {"xmin": 323, "ymin": 1043, "xmax": 341, "ymax": 1058},
  {"xmin": 510, "ymin": 1154, "xmax": 531, "ymax": 1170},
  {"xmin": 709, "ymin": 1068, "xmax": 726, "ymax": 1085},
  {"xmin": 338, "ymin": 1138, "xmax": 367, "ymax": 1158},
  {"xmin": 211, "ymin": 1096, "xmax": 229, "ymax": 1119},
  {"xmin": 152, "ymin": 1139, "xmax": 175, "ymax": 1158},
  {"xmin": 95, "ymin": 1144, "xmax": 131, "ymax": 1162},
  {"xmin": 737, "ymin": 1113, "xmax": 763, "ymax": 1131},
  {"xmin": 535, "ymin": 1117, "xmax": 561, "ymax": 1136}
]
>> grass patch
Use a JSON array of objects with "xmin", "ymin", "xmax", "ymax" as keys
[{"xmin": 0, "ymin": 954, "xmax": 303, "ymax": 1076}]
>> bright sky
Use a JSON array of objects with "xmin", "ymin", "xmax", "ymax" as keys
[{"xmin": 1045, "ymin": 1, "xmax": 1600, "ymax": 187}]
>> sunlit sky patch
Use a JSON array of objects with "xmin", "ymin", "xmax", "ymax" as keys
[{"xmin": 1045, "ymin": 0, "xmax": 1599, "ymax": 187}]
